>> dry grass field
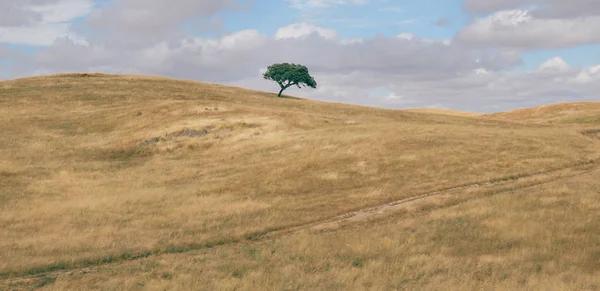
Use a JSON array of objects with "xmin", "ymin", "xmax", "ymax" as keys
[
  {"xmin": 1, "ymin": 73, "xmax": 599, "ymax": 290},
  {"xmin": 484, "ymin": 102, "xmax": 600, "ymax": 125},
  {"xmin": 404, "ymin": 108, "xmax": 482, "ymax": 118}
]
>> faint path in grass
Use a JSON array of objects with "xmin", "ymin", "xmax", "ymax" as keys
[
  {"xmin": 1, "ymin": 160, "xmax": 599, "ymax": 284},
  {"xmin": 297, "ymin": 162, "xmax": 600, "ymax": 233}
]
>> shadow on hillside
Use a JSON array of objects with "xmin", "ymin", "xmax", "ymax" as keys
[{"xmin": 258, "ymin": 92, "xmax": 304, "ymax": 100}]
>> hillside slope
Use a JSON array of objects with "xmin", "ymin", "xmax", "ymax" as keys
[
  {"xmin": 1, "ymin": 73, "xmax": 599, "ymax": 290},
  {"xmin": 483, "ymin": 102, "xmax": 600, "ymax": 125},
  {"xmin": 404, "ymin": 108, "xmax": 482, "ymax": 117}
]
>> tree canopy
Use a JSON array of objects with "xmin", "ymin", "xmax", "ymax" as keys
[{"xmin": 262, "ymin": 63, "xmax": 317, "ymax": 97}]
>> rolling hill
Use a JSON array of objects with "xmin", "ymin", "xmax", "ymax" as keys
[
  {"xmin": 404, "ymin": 108, "xmax": 482, "ymax": 117},
  {"xmin": 1, "ymin": 73, "xmax": 599, "ymax": 290},
  {"xmin": 483, "ymin": 102, "xmax": 600, "ymax": 125}
]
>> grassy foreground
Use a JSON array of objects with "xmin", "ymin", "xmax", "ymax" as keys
[
  {"xmin": 1, "ymin": 73, "xmax": 599, "ymax": 290},
  {"xmin": 15, "ymin": 166, "xmax": 600, "ymax": 291}
]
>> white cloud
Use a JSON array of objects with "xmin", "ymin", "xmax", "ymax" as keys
[
  {"xmin": 340, "ymin": 37, "xmax": 364, "ymax": 45},
  {"xmin": 473, "ymin": 68, "xmax": 490, "ymax": 75},
  {"xmin": 29, "ymin": 0, "xmax": 94, "ymax": 23},
  {"xmin": 396, "ymin": 33, "xmax": 414, "ymax": 40},
  {"xmin": 538, "ymin": 56, "xmax": 571, "ymax": 73},
  {"xmin": 275, "ymin": 23, "xmax": 337, "ymax": 39},
  {"xmin": 0, "ymin": 0, "xmax": 93, "ymax": 46},
  {"xmin": 211, "ymin": 29, "xmax": 267, "ymax": 50},
  {"xmin": 382, "ymin": 92, "xmax": 403, "ymax": 101},
  {"xmin": 571, "ymin": 64, "xmax": 600, "ymax": 84},
  {"xmin": 459, "ymin": 1, "xmax": 600, "ymax": 50},
  {"xmin": 487, "ymin": 9, "xmax": 532, "ymax": 26},
  {"xmin": 84, "ymin": 0, "xmax": 242, "ymax": 48},
  {"xmin": 0, "ymin": 24, "xmax": 87, "ymax": 46},
  {"xmin": 458, "ymin": 10, "xmax": 600, "ymax": 49},
  {"xmin": 463, "ymin": 0, "xmax": 600, "ymax": 18},
  {"xmin": 288, "ymin": 0, "xmax": 369, "ymax": 10}
]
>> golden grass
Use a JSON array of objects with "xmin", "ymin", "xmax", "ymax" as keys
[
  {"xmin": 1, "ymin": 73, "xmax": 599, "ymax": 289},
  {"xmin": 484, "ymin": 102, "xmax": 600, "ymax": 125},
  {"xmin": 7, "ymin": 163, "xmax": 600, "ymax": 291},
  {"xmin": 404, "ymin": 108, "xmax": 482, "ymax": 117}
]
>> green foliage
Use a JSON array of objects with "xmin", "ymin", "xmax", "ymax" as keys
[
  {"xmin": 351, "ymin": 259, "xmax": 364, "ymax": 268},
  {"xmin": 263, "ymin": 63, "xmax": 317, "ymax": 97}
]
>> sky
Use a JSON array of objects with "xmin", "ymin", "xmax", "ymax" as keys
[{"xmin": 0, "ymin": 0, "xmax": 599, "ymax": 113}]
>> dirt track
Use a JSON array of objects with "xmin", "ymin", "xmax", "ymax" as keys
[{"xmin": 1, "ymin": 160, "xmax": 598, "ymax": 285}]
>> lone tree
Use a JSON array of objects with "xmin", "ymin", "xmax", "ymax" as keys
[{"xmin": 263, "ymin": 63, "xmax": 317, "ymax": 97}]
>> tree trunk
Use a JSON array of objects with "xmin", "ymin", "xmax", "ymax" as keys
[{"xmin": 278, "ymin": 87, "xmax": 285, "ymax": 97}]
